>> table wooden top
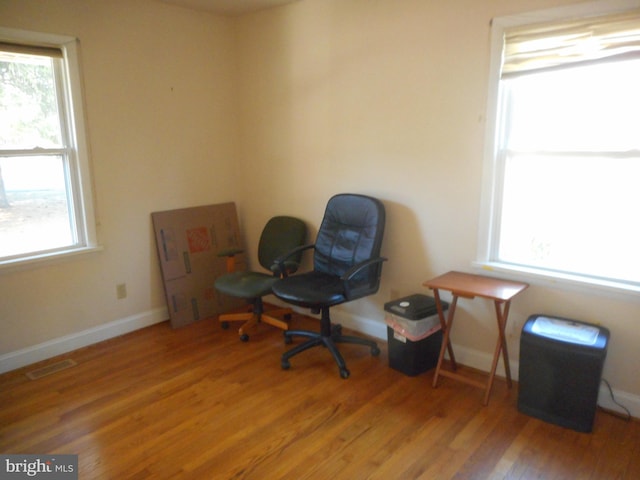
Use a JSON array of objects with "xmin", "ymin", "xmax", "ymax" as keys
[{"xmin": 422, "ymin": 271, "xmax": 528, "ymax": 302}]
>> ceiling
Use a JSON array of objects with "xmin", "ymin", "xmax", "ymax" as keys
[{"xmin": 159, "ymin": 0, "xmax": 299, "ymax": 16}]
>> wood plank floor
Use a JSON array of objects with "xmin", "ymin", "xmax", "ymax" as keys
[{"xmin": 1, "ymin": 312, "xmax": 639, "ymax": 479}]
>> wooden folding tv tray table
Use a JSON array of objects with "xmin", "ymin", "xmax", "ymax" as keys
[{"xmin": 423, "ymin": 271, "xmax": 528, "ymax": 405}]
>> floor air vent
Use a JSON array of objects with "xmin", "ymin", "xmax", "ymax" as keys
[{"xmin": 26, "ymin": 359, "xmax": 77, "ymax": 380}]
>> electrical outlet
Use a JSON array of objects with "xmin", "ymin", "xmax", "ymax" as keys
[{"xmin": 116, "ymin": 283, "xmax": 127, "ymax": 299}]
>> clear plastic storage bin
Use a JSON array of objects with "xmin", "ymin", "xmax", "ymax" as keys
[{"xmin": 384, "ymin": 294, "xmax": 448, "ymax": 376}]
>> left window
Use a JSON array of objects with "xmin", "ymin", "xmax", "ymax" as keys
[{"xmin": 0, "ymin": 28, "xmax": 98, "ymax": 268}]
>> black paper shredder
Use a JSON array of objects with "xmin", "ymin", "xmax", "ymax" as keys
[{"xmin": 518, "ymin": 314, "xmax": 609, "ymax": 433}]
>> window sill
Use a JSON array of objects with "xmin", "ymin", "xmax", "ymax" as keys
[
  {"xmin": 0, "ymin": 245, "xmax": 104, "ymax": 274},
  {"xmin": 471, "ymin": 261, "xmax": 640, "ymax": 300}
]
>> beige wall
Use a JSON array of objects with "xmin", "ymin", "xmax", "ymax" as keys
[
  {"xmin": 1, "ymin": 0, "xmax": 639, "ymax": 413},
  {"xmin": 233, "ymin": 0, "xmax": 640, "ymax": 410},
  {"xmin": 0, "ymin": 0, "xmax": 239, "ymax": 352}
]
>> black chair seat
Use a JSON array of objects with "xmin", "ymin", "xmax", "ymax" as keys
[
  {"xmin": 215, "ymin": 271, "xmax": 278, "ymax": 299},
  {"xmin": 271, "ymin": 272, "xmax": 345, "ymax": 308}
]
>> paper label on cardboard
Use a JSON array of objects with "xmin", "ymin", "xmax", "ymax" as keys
[{"xmin": 187, "ymin": 226, "xmax": 211, "ymax": 253}]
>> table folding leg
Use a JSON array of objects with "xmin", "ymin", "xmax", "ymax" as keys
[{"xmin": 424, "ymin": 271, "xmax": 528, "ymax": 405}]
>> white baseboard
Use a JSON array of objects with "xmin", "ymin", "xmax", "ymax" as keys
[
  {"xmin": 432, "ymin": 341, "xmax": 640, "ymax": 418},
  {"xmin": 340, "ymin": 310, "xmax": 640, "ymax": 419},
  {"xmin": 332, "ymin": 308, "xmax": 388, "ymax": 340},
  {"xmin": 596, "ymin": 381, "xmax": 640, "ymax": 419},
  {"xmin": 0, "ymin": 307, "xmax": 168, "ymax": 374},
  {"xmin": 8, "ymin": 304, "xmax": 635, "ymax": 420}
]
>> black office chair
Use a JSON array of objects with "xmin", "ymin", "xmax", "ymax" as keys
[
  {"xmin": 271, "ymin": 194, "xmax": 386, "ymax": 378},
  {"xmin": 215, "ymin": 216, "xmax": 307, "ymax": 341}
]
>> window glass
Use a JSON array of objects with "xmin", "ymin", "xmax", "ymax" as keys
[
  {"xmin": 0, "ymin": 52, "xmax": 62, "ymax": 149},
  {"xmin": 498, "ymin": 153, "xmax": 640, "ymax": 284},
  {"xmin": 0, "ymin": 31, "xmax": 97, "ymax": 266},
  {"xmin": 506, "ymin": 60, "xmax": 640, "ymax": 152},
  {"xmin": 0, "ymin": 156, "xmax": 73, "ymax": 258}
]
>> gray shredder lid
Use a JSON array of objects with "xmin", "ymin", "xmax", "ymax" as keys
[{"xmin": 530, "ymin": 316, "xmax": 600, "ymax": 346}]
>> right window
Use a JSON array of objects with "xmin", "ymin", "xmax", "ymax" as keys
[{"xmin": 480, "ymin": 6, "xmax": 640, "ymax": 291}]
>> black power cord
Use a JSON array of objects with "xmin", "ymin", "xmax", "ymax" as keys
[{"xmin": 599, "ymin": 378, "xmax": 632, "ymax": 421}]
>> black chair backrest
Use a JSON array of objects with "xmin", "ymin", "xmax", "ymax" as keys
[
  {"xmin": 314, "ymin": 194, "xmax": 385, "ymax": 284},
  {"xmin": 258, "ymin": 216, "xmax": 307, "ymax": 271}
]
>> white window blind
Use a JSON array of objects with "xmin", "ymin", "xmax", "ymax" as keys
[{"xmin": 502, "ymin": 10, "xmax": 640, "ymax": 76}]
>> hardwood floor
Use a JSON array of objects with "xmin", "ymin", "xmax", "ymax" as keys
[{"xmin": 1, "ymin": 312, "xmax": 639, "ymax": 479}]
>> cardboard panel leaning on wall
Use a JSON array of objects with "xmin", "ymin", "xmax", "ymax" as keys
[{"xmin": 152, "ymin": 202, "xmax": 247, "ymax": 328}]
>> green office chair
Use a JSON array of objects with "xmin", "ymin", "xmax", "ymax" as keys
[{"xmin": 215, "ymin": 216, "xmax": 307, "ymax": 341}]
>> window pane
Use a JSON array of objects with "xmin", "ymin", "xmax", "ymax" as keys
[
  {"xmin": 0, "ymin": 29, "xmax": 97, "ymax": 267},
  {"xmin": 0, "ymin": 155, "xmax": 74, "ymax": 258},
  {"xmin": 506, "ymin": 58, "xmax": 640, "ymax": 152},
  {"xmin": 498, "ymin": 153, "xmax": 640, "ymax": 283},
  {"xmin": 0, "ymin": 51, "xmax": 63, "ymax": 149}
]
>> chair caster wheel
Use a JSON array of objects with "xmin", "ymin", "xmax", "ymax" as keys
[
  {"xmin": 240, "ymin": 334, "xmax": 249, "ymax": 342},
  {"xmin": 284, "ymin": 333, "xmax": 293, "ymax": 344},
  {"xmin": 281, "ymin": 359, "xmax": 291, "ymax": 370},
  {"xmin": 339, "ymin": 368, "xmax": 350, "ymax": 379},
  {"xmin": 221, "ymin": 322, "xmax": 229, "ymax": 330},
  {"xmin": 371, "ymin": 345, "xmax": 380, "ymax": 356},
  {"xmin": 284, "ymin": 313, "xmax": 292, "ymax": 320}
]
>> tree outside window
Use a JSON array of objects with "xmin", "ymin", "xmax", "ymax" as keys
[{"xmin": 0, "ymin": 31, "xmax": 97, "ymax": 266}]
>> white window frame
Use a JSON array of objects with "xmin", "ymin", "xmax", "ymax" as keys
[
  {"xmin": 0, "ymin": 27, "xmax": 100, "ymax": 271},
  {"xmin": 475, "ymin": 0, "xmax": 640, "ymax": 296}
]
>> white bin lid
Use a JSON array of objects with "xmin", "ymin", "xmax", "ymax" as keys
[{"xmin": 531, "ymin": 316, "xmax": 600, "ymax": 345}]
